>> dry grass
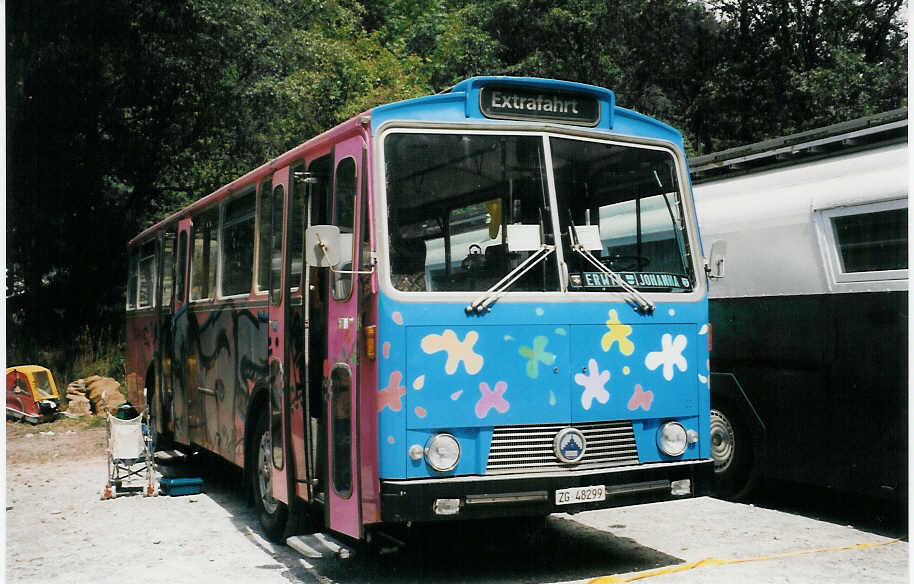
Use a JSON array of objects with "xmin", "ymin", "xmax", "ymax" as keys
[{"xmin": 6, "ymin": 415, "xmax": 108, "ymax": 465}]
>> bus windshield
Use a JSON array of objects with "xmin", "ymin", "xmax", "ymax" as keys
[
  {"xmin": 384, "ymin": 131, "xmax": 693, "ymax": 294},
  {"xmin": 552, "ymin": 137, "xmax": 693, "ymax": 293},
  {"xmin": 385, "ymin": 132, "xmax": 558, "ymax": 292}
]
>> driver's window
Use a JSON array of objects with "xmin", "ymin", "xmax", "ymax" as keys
[{"xmin": 598, "ymin": 196, "xmax": 682, "ymax": 273}]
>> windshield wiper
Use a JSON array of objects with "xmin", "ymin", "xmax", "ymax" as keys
[
  {"xmin": 654, "ymin": 169, "xmax": 690, "ymax": 278},
  {"xmin": 568, "ymin": 222, "xmax": 655, "ymax": 314},
  {"xmin": 465, "ymin": 244, "xmax": 555, "ymax": 314}
]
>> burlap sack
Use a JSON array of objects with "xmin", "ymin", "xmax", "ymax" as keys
[
  {"xmin": 66, "ymin": 395, "xmax": 91, "ymax": 416},
  {"xmin": 103, "ymin": 389, "xmax": 126, "ymax": 415},
  {"xmin": 66, "ymin": 380, "xmax": 87, "ymax": 395},
  {"xmin": 87, "ymin": 377, "xmax": 124, "ymax": 415}
]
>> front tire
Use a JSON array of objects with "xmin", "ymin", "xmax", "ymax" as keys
[
  {"xmin": 710, "ymin": 402, "xmax": 754, "ymax": 499},
  {"xmin": 252, "ymin": 409, "xmax": 288, "ymax": 542}
]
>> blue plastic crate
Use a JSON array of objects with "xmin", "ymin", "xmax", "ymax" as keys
[{"xmin": 160, "ymin": 477, "xmax": 203, "ymax": 496}]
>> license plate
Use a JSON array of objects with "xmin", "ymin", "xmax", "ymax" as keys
[{"xmin": 555, "ymin": 485, "xmax": 606, "ymax": 505}]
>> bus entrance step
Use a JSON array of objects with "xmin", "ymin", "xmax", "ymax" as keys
[
  {"xmin": 154, "ymin": 450, "xmax": 189, "ymax": 464},
  {"xmin": 286, "ymin": 533, "xmax": 351, "ymax": 559}
]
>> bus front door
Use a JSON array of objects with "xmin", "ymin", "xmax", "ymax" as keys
[
  {"xmin": 268, "ymin": 168, "xmax": 291, "ymax": 507},
  {"xmin": 325, "ymin": 135, "xmax": 364, "ymax": 538}
]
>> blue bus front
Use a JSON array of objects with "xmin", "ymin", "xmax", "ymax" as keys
[{"xmin": 371, "ymin": 78, "xmax": 712, "ymax": 522}]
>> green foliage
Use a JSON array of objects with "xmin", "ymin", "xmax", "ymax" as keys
[{"xmin": 5, "ymin": 0, "xmax": 907, "ymax": 360}]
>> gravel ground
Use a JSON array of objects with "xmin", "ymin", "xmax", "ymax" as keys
[{"xmin": 5, "ymin": 419, "xmax": 909, "ymax": 583}]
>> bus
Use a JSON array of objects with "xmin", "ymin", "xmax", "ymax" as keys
[
  {"xmin": 125, "ymin": 77, "xmax": 714, "ymax": 542},
  {"xmin": 691, "ymin": 110, "xmax": 908, "ymax": 503}
]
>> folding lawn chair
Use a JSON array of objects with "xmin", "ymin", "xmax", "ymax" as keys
[{"xmin": 102, "ymin": 406, "xmax": 155, "ymax": 499}]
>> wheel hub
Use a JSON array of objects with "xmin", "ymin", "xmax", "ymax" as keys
[
  {"xmin": 709, "ymin": 409, "xmax": 735, "ymax": 473},
  {"xmin": 258, "ymin": 430, "xmax": 279, "ymax": 514}
]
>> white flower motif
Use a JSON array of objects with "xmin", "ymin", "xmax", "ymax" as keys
[
  {"xmin": 574, "ymin": 358, "xmax": 611, "ymax": 410},
  {"xmin": 645, "ymin": 333, "xmax": 688, "ymax": 381}
]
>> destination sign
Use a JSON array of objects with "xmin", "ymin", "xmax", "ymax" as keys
[
  {"xmin": 479, "ymin": 85, "xmax": 600, "ymax": 126},
  {"xmin": 571, "ymin": 272, "xmax": 691, "ymax": 290}
]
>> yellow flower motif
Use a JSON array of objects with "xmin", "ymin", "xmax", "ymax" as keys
[{"xmin": 601, "ymin": 309, "xmax": 634, "ymax": 356}]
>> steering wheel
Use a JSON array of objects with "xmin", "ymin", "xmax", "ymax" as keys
[
  {"xmin": 605, "ymin": 254, "xmax": 650, "ymax": 271},
  {"xmin": 462, "ymin": 244, "xmax": 486, "ymax": 272}
]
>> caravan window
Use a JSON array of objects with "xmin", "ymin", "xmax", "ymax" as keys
[
  {"xmin": 817, "ymin": 198, "xmax": 908, "ymax": 288},
  {"xmin": 832, "ymin": 208, "xmax": 907, "ymax": 273}
]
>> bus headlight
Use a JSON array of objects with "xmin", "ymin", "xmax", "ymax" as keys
[
  {"xmin": 657, "ymin": 422, "xmax": 688, "ymax": 457},
  {"xmin": 425, "ymin": 433, "xmax": 460, "ymax": 472}
]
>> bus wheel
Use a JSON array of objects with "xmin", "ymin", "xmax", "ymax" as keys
[
  {"xmin": 252, "ymin": 409, "xmax": 288, "ymax": 542},
  {"xmin": 710, "ymin": 404, "xmax": 753, "ymax": 499},
  {"xmin": 145, "ymin": 383, "xmax": 171, "ymax": 452}
]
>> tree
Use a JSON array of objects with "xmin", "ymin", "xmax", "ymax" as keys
[{"xmin": 5, "ymin": 0, "xmax": 427, "ymax": 365}]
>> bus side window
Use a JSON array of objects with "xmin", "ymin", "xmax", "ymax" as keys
[
  {"xmin": 161, "ymin": 229, "xmax": 176, "ymax": 307},
  {"xmin": 221, "ymin": 189, "xmax": 256, "ymax": 297},
  {"xmin": 330, "ymin": 366, "xmax": 352, "ymax": 496},
  {"xmin": 270, "ymin": 184, "xmax": 285, "ymax": 305},
  {"xmin": 289, "ymin": 163, "xmax": 306, "ymax": 289},
  {"xmin": 257, "ymin": 179, "xmax": 272, "ymax": 294},
  {"xmin": 137, "ymin": 241, "xmax": 156, "ymax": 308},
  {"xmin": 127, "ymin": 250, "xmax": 138, "ymax": 310},
  {"xmin": 331, "ymin": 157, "xmax": 356, "ymax": 301},
  {"xmin": 176, "ymin": 231, "xmax": 188, "ymax": 303},
  {"xmin": 190, "ymin": 209, "xmax": 219, "ymax": 301}
]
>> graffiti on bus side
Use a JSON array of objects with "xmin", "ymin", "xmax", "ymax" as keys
[{"xmin": 171, "ymin": 305, "xmax": 269, "ymax": 465}]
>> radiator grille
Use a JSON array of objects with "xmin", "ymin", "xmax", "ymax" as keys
[{"xmin": 486, "ymin": 420, "xmax": 639, "ymax": 474}]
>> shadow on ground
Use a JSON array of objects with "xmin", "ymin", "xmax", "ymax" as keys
[
  {"xmin": 158, "ymin": 451, "xmax": 684, "ymax": 583},
  {"xmin": 737, "ymin": 480, "xmax": 907, "ymax": 540}
]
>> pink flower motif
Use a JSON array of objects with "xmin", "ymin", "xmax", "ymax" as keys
[
  {"xmin": 627, "ymin": 384, "xmax": 654, "ymax": 411},
  {"xmin": 382, "ymin": 342, "xmax": 391, "ymax": 359},
  {"xmin": 414, "ymin": 406, "xmax": 427, "ymax": 418},
  {"xmin": 474, "ymin": 381, "xmax": 509, "ymax": 418},
  {"xmin": 377, "ymin": 371, "xmax": 406, "ymax": 413}
]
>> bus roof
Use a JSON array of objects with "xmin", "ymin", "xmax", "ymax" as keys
[
  {"xmin": 131, "ymin": 76, "xmax": 684, "ymax": 245},
  {"xmin": 372, "ymin": 76, "xmax": 682, "ymax": 144}
]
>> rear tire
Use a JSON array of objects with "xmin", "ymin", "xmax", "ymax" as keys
[
  {"xmin": 145, "ymin": 382, "xmax": 172, "ymax": 452},
  {"xmin": 252, "ymin": 408, "xmax": 288, "ymax": 542},
  {"xmin": 710, "ymin": 402, "xmax": 754, "ymax": 499}
]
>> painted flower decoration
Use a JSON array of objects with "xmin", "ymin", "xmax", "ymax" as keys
[
  {"xmin": 644, "ymin": 333, "xmax": 688, "ymax": 381},
  {"xmin": 421, "ymin": 329, "xmax": 484, "ymax": 375},
  {"xmin": 601, "ymin": 309, "xmax": 635, "ymax": 356},
  {"xmin": 627, "ymin": 384, "xmax": 654, "ymax": 411},
  {"xmin": 518, "ymin": 336, "xmax": 556, "ymax": 379},
  {"xmin": 378, "ymin": 371, "xmax": 407, "ymax": 412},
  {"xmin": 574, "ymin": 358, "xmax": 611, "ymax": 410},
  {"xmin": 475, "ymin": 381, "xmax": 509, "ymax": 418}
]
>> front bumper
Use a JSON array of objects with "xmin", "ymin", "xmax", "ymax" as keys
[{"xmin": 381, "ymin": 459, "xmax": 713, "ymax": 523}]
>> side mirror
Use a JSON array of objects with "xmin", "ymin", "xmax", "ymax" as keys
[
  {"xmin": 506, "ymin": 224, "xmax": 542, "ymax": 252},
  {"xmin": 305, "ymin": 225, "xmax": 341, "ymax": 267},
  {"xmin": 706, "ymin": 240, "xmax": 727, "ymax": 279}
]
